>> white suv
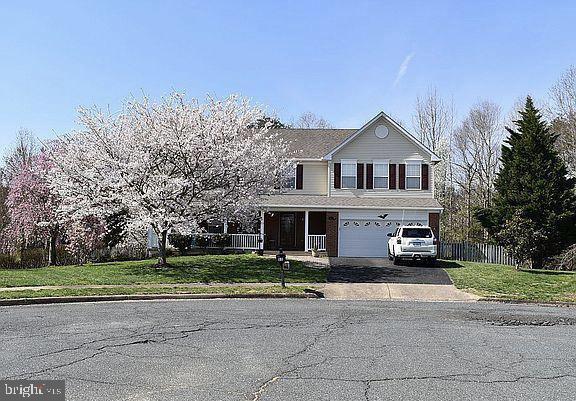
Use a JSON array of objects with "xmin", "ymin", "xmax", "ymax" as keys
[{"xmin": 387, "ymin": 226, "xmax": 437, "ymax": 265}]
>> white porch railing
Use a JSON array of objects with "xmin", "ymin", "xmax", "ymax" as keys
[
  {"xmin": 229, "ymin": 234, "xmax": 261, "ymax": 250},
  {"xmin": 194, "ymin": 233, "xmax": 261, "ymax": 250},
  {"xmin": 307, "ymin": 235, "xmax": 326, "ymax": 251}
]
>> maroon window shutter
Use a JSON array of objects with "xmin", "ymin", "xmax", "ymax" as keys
[
  {"xmin": 296, "ymin": 164, "xmax": 303, "ymax": 189},
  {"xmin": 366, "ymin": 164, "xmax": 373, "ymax": 190},
  {"xmin": 334, "ymin": 163, "xmax": 341, "ymax": 189},
  {"xmin": 389, "ymin": 164, "xmax": 396, "ymax": 189},
  {"xmin": 429, "ymin": 212, "xmax": 440, "ymax": 242},
  {"xmin": 421, "ymin": 164, "xmax": 429, "ymax": 190},
  {"xmin": 356, "ymin": 163, "xmax": 364, "ymax": 189},
  {"xmin": 398, "ymin": 164, "xmax": 406, "ymax": 190}
]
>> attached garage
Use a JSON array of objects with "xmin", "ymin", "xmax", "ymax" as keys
[
  {"xmin": 338, "ymin": 210, "xmax": 429, "ymax": 257},
  {"xmin": 339, "ymin": 219, "xmax": 394, "ymax": 257}
]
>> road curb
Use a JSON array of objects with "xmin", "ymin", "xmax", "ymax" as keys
[
  {"xmin": 479, "ymin": 298, "xmax": 576, "ymax": 307},
  {"xmin": 0, "ymin": 292, "xmax": 320, "ymax": 307}
]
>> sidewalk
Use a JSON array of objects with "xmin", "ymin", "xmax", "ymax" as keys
[{"xmin": 321, "ymin": 282, "xmax": 479, "ymax": 301}]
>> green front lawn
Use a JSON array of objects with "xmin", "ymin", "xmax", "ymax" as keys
[
  {"xmin": 443, "ymin": 260, "xmax": 576, "ymax": 302},
  {"xmin": 0, "ymin": 254, "xmax": 327, "ymax": 288},
  {"xmin": 0, "ymin": 285, "xmax": 309, "ymax": 299}
]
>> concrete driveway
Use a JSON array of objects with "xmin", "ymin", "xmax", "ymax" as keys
[{"xmin": 322, "ymin": 257, "xmax": 477, "ymax": 301}]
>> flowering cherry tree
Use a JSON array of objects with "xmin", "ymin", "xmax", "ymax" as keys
[
  {"xmin": 65, "ymin": 215, "xmax": 106, "ymax": 264},
  {"xmin": 6, "ymin": 151, "xmax": 61, "ymax": 264},
  {"xmin": 49, "ymin": 93, "xmax": 291, "ymax": 266}
]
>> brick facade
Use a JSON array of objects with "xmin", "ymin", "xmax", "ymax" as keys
[{"xmin": 325, "ymin": 212, "xmax": 339, "ymax": 257}]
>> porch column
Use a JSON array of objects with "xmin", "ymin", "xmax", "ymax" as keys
[
  {"xmin": 304, "ymin": 210, "xmax": 309, "ymax": 251},
  {"xmin": 223, "ymin": 219, "xmax": 228, "ymax": 234},
  {"xmin": 259, "ymin": 211, "xmax": 265, "ymax": 250}
]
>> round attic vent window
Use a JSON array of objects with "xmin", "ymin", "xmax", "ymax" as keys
[{"xmin": 375, "ymin": 125, "xmax": 389, "ymax": 139}]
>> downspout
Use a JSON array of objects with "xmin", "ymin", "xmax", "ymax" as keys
[{"xmin": 327, "ymin": 160, "xmax": 331, "ymax": 197}]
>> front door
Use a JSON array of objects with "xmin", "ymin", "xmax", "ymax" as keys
[{"xmin": 279, "ymin": 213, "xmax": 296, "ymax": 250}]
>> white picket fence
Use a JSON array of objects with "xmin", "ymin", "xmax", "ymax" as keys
[{"xmin": 439, "ymin": 241, "xmax": 517, "ymax": 266}]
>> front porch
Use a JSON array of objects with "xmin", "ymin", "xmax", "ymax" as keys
[
  {"xmin": 262, "ymin": 211, "xmax": 327, "ymax": 252},
  {"xmin": 173, "ymin": 211, "xmax": 328, "ymax": 253}
]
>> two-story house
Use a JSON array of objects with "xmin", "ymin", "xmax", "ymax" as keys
[
  {"xmin": 147, "ymin": 112, "xmax": 442, "ymax": 258},
  {"xmin": 257, "ymin": 111, "xmax": 442, "ymax": 257}
]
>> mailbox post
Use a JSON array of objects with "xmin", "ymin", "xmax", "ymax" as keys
[{"xmin": 275, "ymin": 249, "xmax": 287, "ymax": 288}]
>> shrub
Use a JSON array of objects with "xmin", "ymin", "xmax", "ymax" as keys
[
  {"xmin": 19, "ymin": 248, "xmax": 47, "ymax": 268},
  {"xmin": 195, "ymin": 235, "xmax": 210, "ymax": 249},
  {"xmin": 0, "ymin": 253, "xmax": 17, "ymax": 268},
  {"xmin": 54, "ymin": 246, "xmax": 76, "ymax": 266},
  {"xmin": 497, "ymin": 211, "xmax": 549, "ymax": 269},
  {"xmin": 212, "ymin": 233, "xmax": 230, "ymax": 248},
  {"xmin": 169, "ymin": 233, "xmax": 194, "ymax": 255},
  {"xmin": 557, "ymin": 244, "xmax": 576, "ymax": 271},
  {"xmin": 111, "ymin": 245, "xmax": 148, "ymax": 261}
]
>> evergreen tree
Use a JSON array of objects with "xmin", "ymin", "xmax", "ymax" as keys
[
  {"xmin": 251, "ymin": 116, "xmax": 287, "ymax": 129},
  {"xmin": 476, "ymin": 97, "xmax": 576, "ymax": 268}
]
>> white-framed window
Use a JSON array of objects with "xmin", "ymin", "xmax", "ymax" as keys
[
  {"xmin": 406, "ymin": 160, "xmax": 421, "ymax": 190},
  {"xmin": 341, "ymin": 160, "xmax": 357, "ymax": 189},
  {"xmin": 373, "ymin": 161, "xmax": 389, "ymax": 189}
]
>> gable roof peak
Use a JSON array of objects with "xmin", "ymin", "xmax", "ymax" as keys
[{"xmin": 323, "ymin": 111, "xmax": 441, "ymax": 163}]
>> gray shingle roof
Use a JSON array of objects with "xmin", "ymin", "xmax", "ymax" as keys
[
  {"xmin": 272, "ymin": 128, "xmax": 357, "ymax": 159},
  {"xmin": 260, "ymin": 195, "xmax": 442, "ymax": 210}
]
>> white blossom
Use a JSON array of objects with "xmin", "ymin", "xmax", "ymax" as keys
[{"xmin": 49, "ymin": 93, "xmax": 291, "ymax": 264}]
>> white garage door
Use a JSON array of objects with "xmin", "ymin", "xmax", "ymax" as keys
[
  {"xmin": 339, "ymin": 219, "xmax": 426, "ymax": 257},
  {"xmin": 339, "ymin": 219, "xmax": 394, "ymax": 257}
]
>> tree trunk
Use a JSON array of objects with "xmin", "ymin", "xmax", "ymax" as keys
[
  {"xmin": 48, "ymin": 233, "xmax": 57, "ymax": 266},
  {"xmin": 157, "ymin": 229, "xmax": 169, "ymax": 266}
]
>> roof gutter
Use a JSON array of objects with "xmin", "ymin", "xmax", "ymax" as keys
[{"xmin": 257, "ymin": 204, "xmax": 444, "ymax": 211}]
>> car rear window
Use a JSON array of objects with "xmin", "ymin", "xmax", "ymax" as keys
[{"xmin": 402, "ymin": 228, "xmax": 433, "ymax": 238}]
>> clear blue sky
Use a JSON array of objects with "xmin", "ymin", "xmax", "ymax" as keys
[{"xmin": 1, "ymin": 0, "xmax": 575, "ymax": 153}]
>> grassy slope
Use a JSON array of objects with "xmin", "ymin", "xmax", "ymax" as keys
[
  {"xmin": 0, "ymin": 254, "xmax": 327, "ymax": 288},
  {"xmin": 443, "ymin": 260, "xmax": 576, "ymax": 302}
]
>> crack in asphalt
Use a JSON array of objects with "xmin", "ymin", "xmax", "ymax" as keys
[
  {"xmin": 247, "ymin": 310, "xmax": 354, "ymax": 400},
  {"xmin": 245, "ymin": 309, "xmax": 576, "ymax": 400},
  {"xmin": 9, "ymin": 320, "xmax": 219, "ymax": 379},
  {"xmin": 9, "ymin": 318, "xmax": 317, "ymax": 381},
  {"xmin": 4, "ymin": 302, "xmax": 576, "ymax": 400},
  {"xmin": 363, "ymin": 380, "xmax": 371, "ymax": 401},
  {"xmin": 250, "ymin": 376, "xmax": 279, "ymax": 401}
]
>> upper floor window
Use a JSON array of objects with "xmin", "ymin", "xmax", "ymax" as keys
[
  {"xmin": 341, "ymin": 160, "xmax": 357, "ymax": 189},
  {"xmin": 406, "ymin": 161, "xmax": 421, "ymax": 190},
  {"xmin": 373, "ymin": 162, "xmax": 389, "ymax": 189},
  {"xmin": 283, "ymin": 165, "xmax": 296, "ymax": 189}
]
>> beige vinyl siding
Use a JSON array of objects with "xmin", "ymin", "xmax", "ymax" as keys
[
  {"xmin": 330, "ymin": 116, "xmax": 434, "ymax": 198},
  {"xmin": 287, "ymin": 161, "xmax": 327, "ymax": 195}
]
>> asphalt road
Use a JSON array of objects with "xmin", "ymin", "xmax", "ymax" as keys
[{"xmin": 1, "ymin": 300, "xmax": 576, "ymax": 401}]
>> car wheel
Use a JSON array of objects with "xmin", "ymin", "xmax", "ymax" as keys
[
  {"xmin": 388, "ymin": 247, "xmax": 393, "ymax": 261},
  {"xmin": 393, "ymin": 255, "xmax": 400, "ymax": 265}
]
